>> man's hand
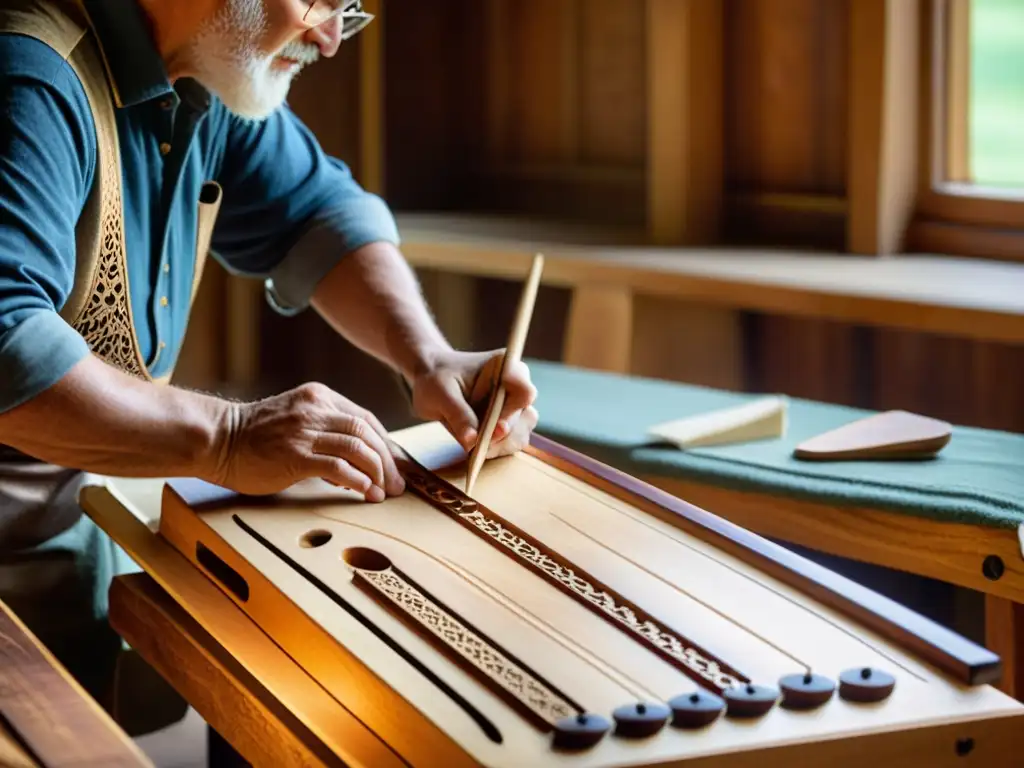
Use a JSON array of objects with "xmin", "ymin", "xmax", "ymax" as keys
[
  {"xmin": 214, "ymin": 383, "xmax": 406, "ymax": 500},
  {"xmin": 406, "ymin": 349, "xmax": 539, "ymax": 458}
]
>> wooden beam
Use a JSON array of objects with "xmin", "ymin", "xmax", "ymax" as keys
[
  {"xmin": 848, "ymin": 0, "xmax": 921, "ymax": 254},
  {"xmin": 647, "ymin": 0, "xmax": 724, "ymax": 245}
]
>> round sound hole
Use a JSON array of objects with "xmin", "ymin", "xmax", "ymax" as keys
[
  {"xmin": 300, "ymin": 530, "xmax": 333, "ymax": 549},
  {"xmin": 342, "ymin": 547, "xmax": 393, "ymax": 572}
]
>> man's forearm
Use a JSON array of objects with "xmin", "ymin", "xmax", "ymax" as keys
[
  {"xmin": 0, "ymin": 354, "xmax": 232, "ymax": 479},
  {"xmin": 310, "ymin": 241, "xmax": 453, "ymax": 381}
]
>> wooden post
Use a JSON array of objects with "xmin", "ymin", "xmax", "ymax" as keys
[
  {"xmin": 646, "ymin": 0, "xmax": 724, "ymax": 245},
  {"xmin": 642, "ymin": 1, "xmax": 741, "ymax": 389},
  {"xmin": 563, "ymin": 285, "xmax": 634, "ymax": 373},
  {"xmin": 848, "ymin": 0, "xmax": 921, "ymax": 254},
  {"xmin": 985, "ymin": 594, "xmax": 1024, "ymax": 700}
]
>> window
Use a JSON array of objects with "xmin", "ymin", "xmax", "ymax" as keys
[
  {"xmin": 966, "ymin": 0, "xmax": 1024, "ymax": 188},
  {"xmin": 911, "ymin": 0, "xmax": 1024, "ymax": 261}
]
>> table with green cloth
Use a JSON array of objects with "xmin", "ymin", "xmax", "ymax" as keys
[{"xmin": 526, "ymin": 359, "xmax": 1024, "ymax": 697}]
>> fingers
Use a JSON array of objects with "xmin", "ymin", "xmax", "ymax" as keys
[
  {"xmin": 320, "ymin": 396, "xmax": 406, "ymax": 497},
  {"xmin": 494, "ymin": 359, "xmax": 537, "ymax": 440},
  {"xmin": 487, "ymin": 405, "xmax": 539, "ymax": 459},
  {"xmin": 305, "ymin": 455, "xmax": 386, "ymax": 502},
  {"xmin": 436, "ymin": 376, "xmax": 481, "ymax": 451},
  {"xmin": 312, "ymin": 429, "xmax": 385, "ymax": 494}
]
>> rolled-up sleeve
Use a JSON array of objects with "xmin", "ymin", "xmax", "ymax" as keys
[
  {"xmin": 0, "ymin": 37, "xmax": 95, "ymax": 414},
  {"xmin": 212, "ymin": 104, "xmax": 400, "ymax": 316}
]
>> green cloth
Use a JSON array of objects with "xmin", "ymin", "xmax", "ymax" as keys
[{"xmin": 528, "ymin": 360, "xmax": 1024, "ymax": 530}]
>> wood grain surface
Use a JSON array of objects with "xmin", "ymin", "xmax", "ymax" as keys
[{"xmin": 0, "ymin": 596, "xmax": 151, "ymax": 767}]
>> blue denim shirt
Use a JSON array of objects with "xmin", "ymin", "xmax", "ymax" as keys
[{"xmin": 0, "ymin": 0, "xmax": 400, "ymax": 412}]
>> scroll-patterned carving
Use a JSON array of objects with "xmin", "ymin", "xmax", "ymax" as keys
[
  {"xmin": 397, "ymin": 460, "xmax": 748, "ymax": 693},
  {"xmin": 346, "ymin": 548, "xmax": 579, "ymax": 729}
]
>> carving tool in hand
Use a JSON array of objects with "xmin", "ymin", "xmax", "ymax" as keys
[{"xmin": 465, "ymin": 253, "xmax": 545, "ymax": 495}]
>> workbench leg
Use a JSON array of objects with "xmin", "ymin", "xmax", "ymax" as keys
[
  {"xmin": 563, "ymin": 284, "xmax": 634, "ymax": 373},
  {"xmin": 984, "ymin": 594, "xmax": 1024, "ymax": 700}
]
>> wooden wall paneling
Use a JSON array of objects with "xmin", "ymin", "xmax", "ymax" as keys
[
  {"xmin": 286, "ymin": 34, "xmax": 362, "ymax": 169},
  {"xmin": 723, "ymin": 0, "xmax": 850, "ymax": 248},
  {"xmin": 630, "ymin": 298, "xmax": 746, "ymax": 390},
  {"xmin": 460, "ymin": 0, "xmax": 647, "ymax": 225},
  {"xmin": 381, "ymin": 0, "xmax": 471, "ymax": 209},
  {"xmin": 968, "ymin": 341, "xmax": 1024, "ymax": 433},
  {"xmin": 847, "ymin": 0, "xmax": 921, "ymax": 254},
  {"xmin": 642, "ymin": 1, "xmax": 743, "ymax": 390},
  {"xmin": 416, "ymin": 271, "xmax": 479, "ymax": 353},
  {"xmin": 503, "ymin": 0, "xmax": 579, "ymax": 164},
  {"xmin": 726, "ymin": 0, "xmax": 830, "ymax": 192},
  {"xmin": 647, "ymin": 0, "xmax": 724, "ymax": 244},
  {"xmin": 871, "ymin": 328, "xmax": 1024, "ymax": 433},
  {"xmin": 578, "ymin": 0, "xmax": 647, "ymax": 167},
  {"xmin": 359, "ymin": 0, "xmax": 385, "ymax": 194},
  {"xmin": 819, "ymin": 0, "xmax": 851, "ymax": 196},
  {"xmin": 743, "ymin": 315, "xmax": 866, "ymax": 407}
]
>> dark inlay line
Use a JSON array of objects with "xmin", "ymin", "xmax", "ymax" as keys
[{"xmin": 231, "ymin": 514, "xmax": 504, "ymax": 744}]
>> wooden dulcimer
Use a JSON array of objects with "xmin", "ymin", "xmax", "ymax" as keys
[{"xmin": 153, "ymin": 419, "xmax": 1022, "ymax": 767}]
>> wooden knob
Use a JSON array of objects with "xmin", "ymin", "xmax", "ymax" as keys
[
  {"xmin": 723, "ymin": 683, "xmax": 779, "ymax": 718},
  {"xmin": 612, "ymin": 701, "xmax": 670, "ymax": 738},
  {"xmin": 552, "ymin": 712, "xmax": 611, "ymax": 751},
  {"xmin": 839, "ymin": 667, "xmax": 895, "ymax": 703},
  {"xmin": 668, "ymin": 690, "xmax": 725, "ymax": 729},
  {"xmin": 779, "ymin": 672, "xmax": 836, "ymax": 710}
]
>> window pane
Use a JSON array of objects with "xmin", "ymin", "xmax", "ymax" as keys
[{"xmin": 970, "ymin": 0, "xmax": 1024, "ymax": 188}]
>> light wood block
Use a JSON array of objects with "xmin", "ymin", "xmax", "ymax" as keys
[{"xmin": 647, "ymin": 396, "xmax": 788, "ymax": 449}]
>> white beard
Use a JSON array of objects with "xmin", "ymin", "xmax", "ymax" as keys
[{"xmin": 187, "ymin": 0, "xmax": 320, "ymax": 120}]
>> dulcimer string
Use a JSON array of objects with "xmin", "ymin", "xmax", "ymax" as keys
[{"xmin": 527, "ymin": 457, "xmax": 927, "ymax": 682}]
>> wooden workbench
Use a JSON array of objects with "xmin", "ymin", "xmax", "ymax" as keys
[{"xmin": 0, "ymin": 594, "xmax": 151, "ymax": 767}]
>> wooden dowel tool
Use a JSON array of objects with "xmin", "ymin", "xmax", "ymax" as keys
[{"xmin": 465, "ymin": 253, "xmax": 545, "ymax": 494}]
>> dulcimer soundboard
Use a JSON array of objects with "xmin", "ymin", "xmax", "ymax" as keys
[{"xmin": 156, "ymin": 421, "xmax": 1023, "ymax": 767}]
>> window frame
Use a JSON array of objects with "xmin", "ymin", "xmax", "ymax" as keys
[{"xmin": 908, "ymin": 0, "xmax": 1024, "ymax": 260}]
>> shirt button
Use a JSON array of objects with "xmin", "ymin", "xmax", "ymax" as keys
[
  {"xmin": 159, "ymin": 142, "xmax": 172, "ymax": 156},
  {"xmin": 160, "ymin": 98, "xmax": 173, "ymax": 110},
  {"xmin": 162, "ymin": 263, "xmax": 170, "ymax": 273},
  {"xmin": 160, "ymin": 296, "xmax": 169, "ymax": 307}
]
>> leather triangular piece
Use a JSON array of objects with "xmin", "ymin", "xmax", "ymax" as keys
[{"xmin": 793, "ymin": 410, "xmax": 952, "ymax": 461}]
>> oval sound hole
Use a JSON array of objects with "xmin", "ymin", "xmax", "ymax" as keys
[{"xmin": 300, "ymin": 529, "xmax": 333, "ymax": 549}]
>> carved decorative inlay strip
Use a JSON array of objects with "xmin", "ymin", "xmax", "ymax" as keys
[
  {"xmin": 345, "ymin": 547, "xmax": 580, "ymax": 730},
  {"xmin": 396, "ymin": 458, "xmax": 749, "ymax": 693}
]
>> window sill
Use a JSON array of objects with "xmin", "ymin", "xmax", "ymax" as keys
[{"xmin": 396, "ymin": 213, "xmax": 1024, "ymax": 344}]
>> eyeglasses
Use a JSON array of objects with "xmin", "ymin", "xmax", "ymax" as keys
[{"xmin": 302, "ymin": 0, "xmax": 375, "ymax": 40}]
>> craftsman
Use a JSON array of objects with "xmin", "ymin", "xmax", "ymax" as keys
[{"xmin": 0, "ymin": 0, "xmax": 537, "ymax": 731}]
